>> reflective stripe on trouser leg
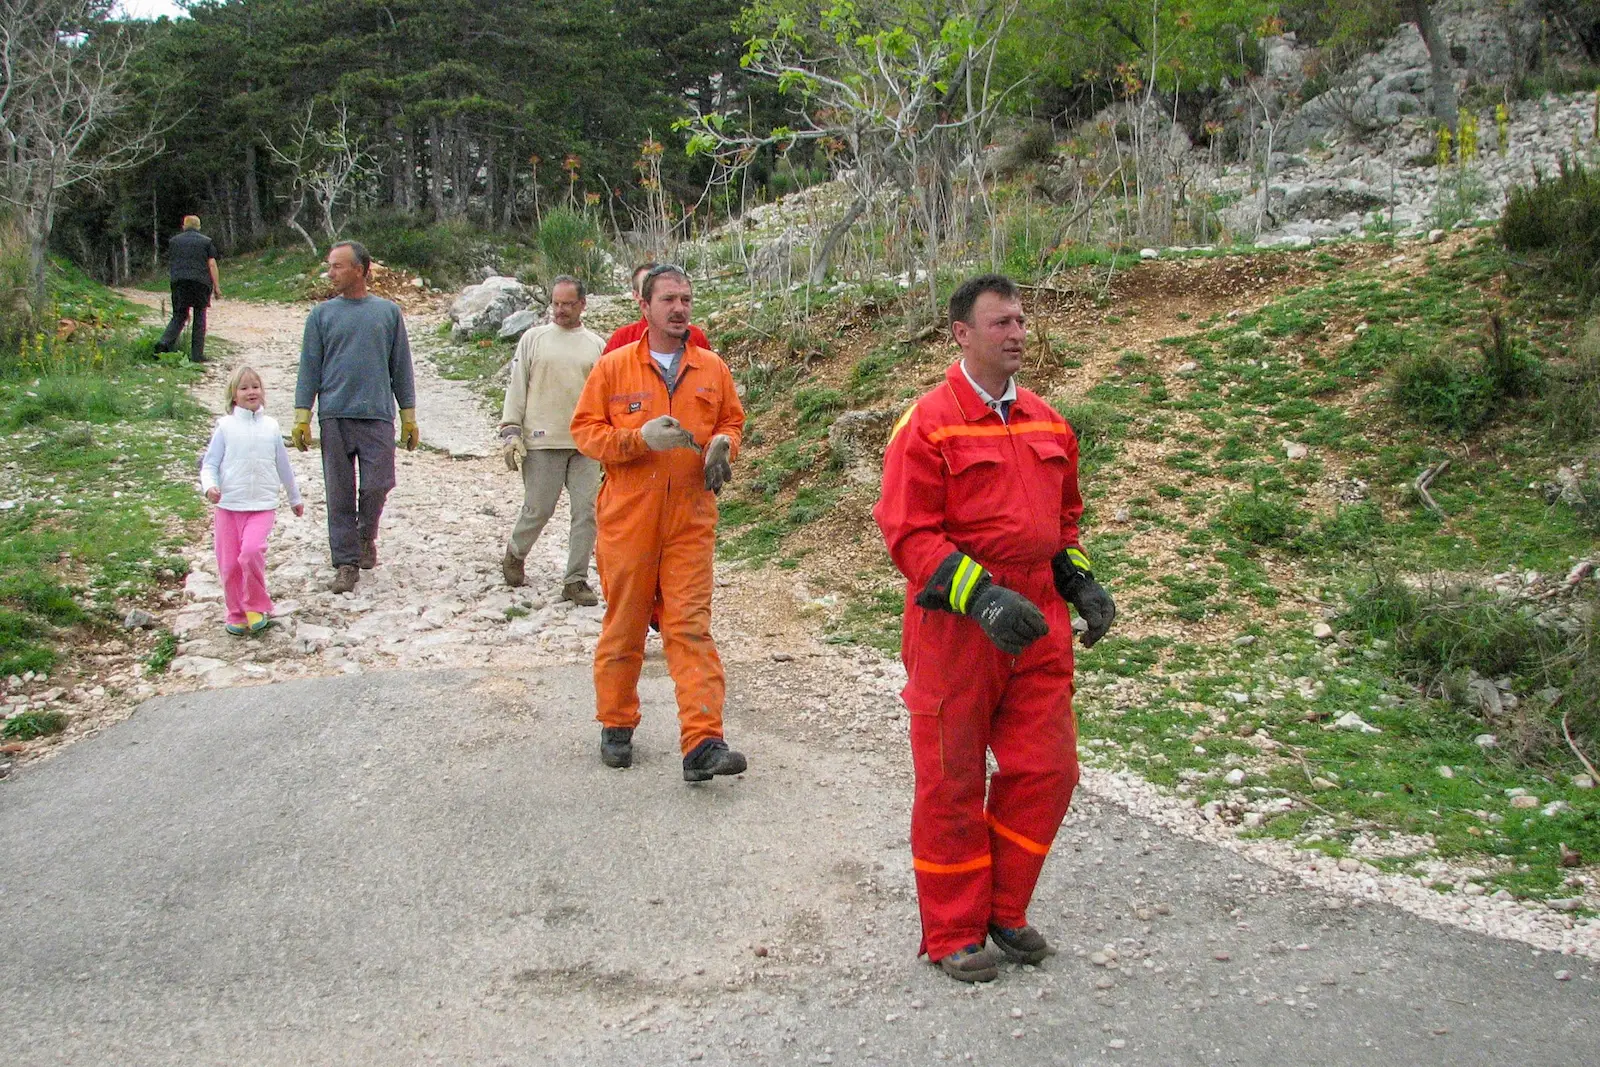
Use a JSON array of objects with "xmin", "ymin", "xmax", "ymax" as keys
[
  {"xmin": 985, "ymin": 620, "xmax": 1078, "ymax": 929},
  {"xmin": 656, "ymin": 489, "xmax": 725, "ymax": 755},
  {"xmin": 906, "ymin": 622, "xmax": 1009, "ymax": 961}
]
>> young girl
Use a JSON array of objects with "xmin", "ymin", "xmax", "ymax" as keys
[{"xmin": 200, "ymin": 366, "xmax": 304, "ymax": 636}]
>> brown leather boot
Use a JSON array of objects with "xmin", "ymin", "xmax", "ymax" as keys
[
  {"xmin": 359, "ymin": 537, "xmax": 378, "ymax": 570},
  {"xmin": 330, "ymin": 564, "xmax": 359, "ymax": 594},
  {"xmin": 502, "ymin": 550, "xmax": 526, "ymax": 588},
  {"xmin": 937, "ymin": 944, "xmax": 999, "ymax": 983},
  {"xmin": 561, "ymin": 579, "xmax": 597, "ymax": 606}
]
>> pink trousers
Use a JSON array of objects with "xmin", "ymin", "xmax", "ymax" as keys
[{"xmin": 214, "ymin": 508, "xmax": 276, "ymax": 625}]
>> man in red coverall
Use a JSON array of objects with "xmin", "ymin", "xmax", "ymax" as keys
[{"xmin": 874, "ymin": 274, "xmax": 1117, "ymax": 983}]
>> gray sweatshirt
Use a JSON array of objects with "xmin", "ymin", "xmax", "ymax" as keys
[{"xmin": 295, "ymin": 295, "xmax": 417, "ymax": 419}]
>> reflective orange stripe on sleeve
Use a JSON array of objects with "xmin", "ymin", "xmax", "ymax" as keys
[
  {"xmin": 986, "ymin": 813, "xmax": 1052, "ymax": 856},
  {"xmin": 926, "ymin": 420, "xmax": 1067, "ymax": 445},
  {"xmin": 911, "ymin": 853, "xmax": 993, "ymax": 875}
]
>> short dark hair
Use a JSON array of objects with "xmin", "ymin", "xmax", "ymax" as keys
[
  {"xmin": 641, "ymin": 264, "xmax": 689, "ymax": 303},
  {"xmin": 550, "ymin": 274, "xmax": 586, "ymax": 300},
  {"xmin": 331, "ymin": 240, "xmax": 372, "ymax": 277},
  {"xmin": 948, "ymin": 274, "xmax": 1020, "ymax": 327}
]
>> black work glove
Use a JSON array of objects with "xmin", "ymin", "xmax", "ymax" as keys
[
  {"xmin": 917, "ymin": 551, "xmax": 1049, "ymax": 656},
  {"xmin": 968, "ymin": 581, "xmax": 1050, "ymax": 656},
  {"xmin": 1052, "ymin": 546, "xmax": 1117, "ymax": 648}
]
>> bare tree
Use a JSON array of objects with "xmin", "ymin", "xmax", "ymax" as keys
[
  {"xmin": 681, "ymin": 1, "xmax": 1023, "ymax": 306},
  {"xmin": 1402, "ymin": 1, "xmax": 1458, "ymax": 131},
  {"xmin": 1, "ymin": 0, "xmax": 166, "ymax": 308},
  {"xmin": 263, "ymin": 98, "xmax": 377, "ymax": 254}
]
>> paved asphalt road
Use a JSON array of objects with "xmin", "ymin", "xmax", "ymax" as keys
[{"xmin": 1, "ymin": 667, "xmax": 1594, "ymax": 1065}]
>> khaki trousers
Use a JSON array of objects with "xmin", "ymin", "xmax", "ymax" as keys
[{"xmin": 507, "ymin": 448, "xmax": 601, "ymax": 586}]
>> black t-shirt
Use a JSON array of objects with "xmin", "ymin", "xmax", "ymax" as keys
[{"xmin": 168, "ymin": 230, "xmax": 219, "ymax": 287}]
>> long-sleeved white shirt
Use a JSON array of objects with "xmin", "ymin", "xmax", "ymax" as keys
[
  {"xmin": 199, "ymin": 407, "xmax": 302, "ymax": 512},
  {"xmin": 500, "ymin": 322, "xmax": 603, "ymax": 450}
]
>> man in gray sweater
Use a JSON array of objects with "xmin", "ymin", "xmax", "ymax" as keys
[{"xmin": 291, "ymin": 241, "xmax": 420, "ymax": 594}]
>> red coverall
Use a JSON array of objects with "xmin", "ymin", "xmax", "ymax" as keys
[
  {"xmin": 570, "ymin": 337, "xmax": 744, "ymax": 753},
  {"xmin": 874, "ymin": 362, "xmax": 1085, "ymax": 961},
  {"xmin": 604, "ymin": 318, "xmax": 710, "ymax": 354}
]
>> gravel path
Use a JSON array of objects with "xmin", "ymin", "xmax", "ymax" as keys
[{"xmin": 102, "ymin": 290, "xmax": 1600, "ymax": 968}]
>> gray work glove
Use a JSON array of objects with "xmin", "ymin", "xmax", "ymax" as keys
[
  {"xmin": 1052, "ymin": 547, "xmax": 1116, "ymax": 647},
  {"xmin": 968, "ymin": 582, "xmax": 1049, "ymax": 656},
  {"xmin": 499, "ymin": 425, "xmax": 526, "ymax": 472},
  {"xmin": 640, "ymin": 415, "xmax": 696, "ymax": 452},
  {"xmin": 703, "ymin": 434, "xmax": 733, "ymax": 493}
]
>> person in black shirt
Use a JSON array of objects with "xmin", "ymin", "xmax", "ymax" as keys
[{"xmin": 155, "ymin": 215, "xmax": 221, "ymax": 363}]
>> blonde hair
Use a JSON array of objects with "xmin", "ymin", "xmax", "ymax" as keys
[
  {"xmin": 224, "ymin": 366, "xmax": 264, "ymax": 411},
  {"xmin": 182, "ymin": 215, "xmax": 201, "ymax": 230}
]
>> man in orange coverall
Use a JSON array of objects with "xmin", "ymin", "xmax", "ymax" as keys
[
  {"xmin": 874, "ymin": 274, "xmax": 1117, "ymax": 983},
  {"xmin": 603, "ymin": 262, "xmax": 711, "ymax": 634},
  {"xmin": 570, "ymin": 265, "xmax": 748, "ymax": 783}
]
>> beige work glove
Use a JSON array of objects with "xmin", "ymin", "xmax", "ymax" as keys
[
  {"xmin": 399, "ymin": 408, "xmax": 420, "ymax": 451},
  {"xmin": 499, "ymin": 425, "xmax": 527, "ymax": 472},
  {"xmin": 703, "ymin": 434, "xmax": 733, "ymax": 493},
  {"xmin": 290, "ymin": 408, "xmax": 313, "ymax": 451},
  {"xmin": 639, "ymin": 415, "xmax": 696, "ymax": 452}
]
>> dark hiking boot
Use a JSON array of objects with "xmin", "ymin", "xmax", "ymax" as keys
[
  {"xmin": 682, "ymin": 738, "xmax": 747, "ymax": 782},
  {"xmin": 502, "ymin": 550, "xmax": 526, "ymax": 588},
  {"xmin": 988, "ymin": 923, "xmax": 1052, "ymax": 964},
  {"xmin": 937, "ymin": 944, "xmax": 999, "ymax": 983},
  {"xmin": 562, "ymin": 580, "xmax": 598, "ymax": 607},
  {"xmin": 359, "ymin": 537, "xmax": 378, "ymax": 570},
  {"xmin": 330, "ymin": 564, "xmax": 359, "ymax": 594},
  {"xmin": 600, "ymin": 727, "xmax": 634, "ymax": 769}
]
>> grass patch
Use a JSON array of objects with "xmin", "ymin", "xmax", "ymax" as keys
[{"xmin": 2, "ymin": 709, "xmax": 68, "ymax": 740}]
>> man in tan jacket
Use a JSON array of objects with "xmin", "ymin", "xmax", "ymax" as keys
[{"xmin": 499, "ymin": 275, "xmax": 605, "ymax": 605}]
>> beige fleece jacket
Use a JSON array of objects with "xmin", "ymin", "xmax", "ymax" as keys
[{"xmin": 499, "ymin": 322, "xmax": 603, "ymax": 450}]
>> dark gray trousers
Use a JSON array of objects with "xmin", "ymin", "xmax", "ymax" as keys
[
  {"xmin": 157, "ymin": 280, "xmax": 210, "ymax": 362},
  {"xmin": 319, "ymin": 417, "xmax": 397, "ymax": 567}
]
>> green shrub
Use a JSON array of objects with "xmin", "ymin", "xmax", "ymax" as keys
[
  {"xmin": 1388, "ymin": 347, "xmax": 1494, "ymax": 435},
  {"xmin": 535, "ymin": 208, "xmax": 609, "ymax": 287},
  {"xmin": 1057, "ymin": 400, "xmax": 1121, "ymax": 474},
  {"xmin": 793, "ymin": 387, "xmax": 845, "ymax": 426},
  {"xmin": 1297, "ymin": 501, "xmax": 1387, "ymax": 554},
  {"xmin": 1501, "ymin": 155, "xmax": 1600, "ymax": 301},
  {"xmin": 2, "ymin": 709, "xmax": 68, "ymax": 741},
  {"xmin": 1547, "ymin": 318, "xmax": 1600, "ymax": 442},
  {"xmin": 1219, "ymin": 482, "xmax": 1305, "ymax": 546}
]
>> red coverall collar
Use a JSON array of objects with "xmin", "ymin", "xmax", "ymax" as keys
[{"xmin": 942, "ymin": 360, "xmax": 1022, "ymax": 424}]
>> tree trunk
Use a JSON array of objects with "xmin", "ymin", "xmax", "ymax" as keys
[
  {"xmin": 27, "ymin": 194, "xmax": 54, "ymax": 311},
  {"xmin": 484, "ymin": 136, "xmax": 500, "ymax": 229},
  {"xmin": 808, "ymin": 193, "xmax": 869, "ymax": 285},
  {"xmin": 1407, "ymin": 1, "xmax": 1459, "ymax": 131},
  {"xmin": 428, "ymin": 117, "xmax": 447, "ymax": 220},
  {"xmin": 243, "ymin": 141, "xmax": 265, "ymax": 237},
  {"xmin": 502, "ymin": 145, "xmax": 517, "ymax": 229}
]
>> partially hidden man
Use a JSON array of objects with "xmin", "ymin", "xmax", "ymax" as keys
[
  {"xmin": 874, "ymin": 274, "xmax": 1117, "ymax": 983},
  {"xmin": 570, "ymin": 265, "xmax": 748, "ymax": 783}
]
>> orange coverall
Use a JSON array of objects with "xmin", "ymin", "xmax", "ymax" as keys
[
  {"xmin": 570, "ymin": 337, "xmax": 744, "ymax": 754},
  {"xmin": 874, "ymin": 362, "xmax": 1085, "ymax": 962}
]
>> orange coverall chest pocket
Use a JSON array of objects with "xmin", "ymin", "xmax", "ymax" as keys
[{"xmin": 606, "ymin": 390, "xmax": 655, "ymax": 430}]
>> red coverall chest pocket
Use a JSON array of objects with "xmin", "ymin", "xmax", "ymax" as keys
[
  {"xmin": 1024, "ymin": 436, "xmax": 1069, "ymax": 499},
  {"xmin": 941, "ymin": 440, "xmax": 1007, "ymax": 525}
]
